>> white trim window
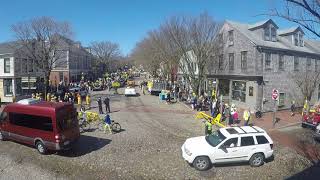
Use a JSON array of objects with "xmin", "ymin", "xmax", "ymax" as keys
[
  {"xmin": 265, "ymin": 53, "xmax": 271, "ymax": 69},
  {"xmin": 241, "ymin": 51, "xmax": 247, "ymax": 70},
  {"xmin": 228, "ymin": 30, "xmax": 234, "ymax": 46},
  {"xmin": 4, "ymin": 79, "xmax": 13, "ymax": 96},
  {"xmin": 229, "ymin": 53, "xmax": 234, "ymax": 71},
  {"xmin": 4, "ymin": 58, "xmax": 10, "ymax": 73},
  {"xmin": 264, "ymin": 24, "xmax": 277, "ymax": 42},
  {"xmin": 278, "ymin": 54, "xmax": 284, "ymax": 71}
]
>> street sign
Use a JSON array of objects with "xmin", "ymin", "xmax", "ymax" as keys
[{"xmin": 272, "ymin": 89, "xmax": 279, "ymax": 100}]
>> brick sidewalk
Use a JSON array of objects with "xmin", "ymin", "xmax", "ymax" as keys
[{"xmin": 251, "ymin": 110, "xmax": 302, "ymax": 131}]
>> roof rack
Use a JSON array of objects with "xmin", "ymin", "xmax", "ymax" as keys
[
  {"xmin": 17, "ymin": 98, "xmax": 41, "ymax": 105},
  {"xmin": 237, "ymin": 126, "xmax": 263, "ymax": 134}
]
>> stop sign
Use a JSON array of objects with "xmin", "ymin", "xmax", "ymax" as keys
[{"xmin": 272, "ymin": 89, "xmax": 279, "ymax": 100}]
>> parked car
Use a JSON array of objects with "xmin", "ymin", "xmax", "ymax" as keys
[
  {"xmin": 0, "ymin": 98, "xmax": 80, "ymax": 154},
  {"xmin": 181, "ymin": 126, "xmax": 274, "ymax": 171},
  {"xmin": 124, "ymin": 87, "xmax": 137, "ymax": 96},
  {"xmin": 302, "ymin": 109, "xmax": 320, "ymax": 129}
]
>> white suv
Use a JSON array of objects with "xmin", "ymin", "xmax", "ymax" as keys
[{"xmin": 181, "ymin": 126, "xmax": 274, "ymax": 171}]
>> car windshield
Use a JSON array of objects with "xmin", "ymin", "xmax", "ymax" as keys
[{"xmin": 205, "ymin": 130, "xmax": 226, "ymax": 147}]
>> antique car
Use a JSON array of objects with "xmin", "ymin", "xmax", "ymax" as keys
[{"xmin": 302, "ymin": 103, "xmax": 320, "ymax": 129}]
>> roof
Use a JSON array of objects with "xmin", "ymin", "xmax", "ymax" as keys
[
  {"xmin": 278, "ymin": 27, "xmax": 304, "ymax": 36},
  {"xmin": 0, "ymin": 41, "xmax": 17, "ymax": 55},
  {"xmin": 6, "ymin": 100, "xmax": 70, "ymax": 111},
  {"xmin": 248, "ymin": 19, "xmax": 279, "ymax": 30},
  {"xmin": 226, "ymin": 20, "xmax": 320, "ymax": 55},
  {"xmin": 220, "ymin": 126, "xmax": 266, "ymax": 137}
]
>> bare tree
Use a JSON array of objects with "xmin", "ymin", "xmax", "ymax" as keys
[
  {"xmin": 162, "ymin": 13, "xmax": 222, "ymax": 94},
  {"xmin": 11, "ymin": 16, "xmax": 73, "ymax": 96},
  {"xmin": 270, "ymin": 0, "xmax": 320, "ymax": 38},
  {"xmin": 290, "ymin": 70, "xmax": 320, "ymax": 103},
  {"xmin": 131, "ymin": 36, "xmax": 163, "ymax": 77},
  {"xmin": 131, "ymin": 13, "xmax": 222, "ymax": 94},
  {"xmin": 90, "ymin": 41, "xmax": 121, "ymax": 75}
]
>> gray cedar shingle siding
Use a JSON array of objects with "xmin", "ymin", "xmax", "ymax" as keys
[{"xmin": 215, "ymin": 19, "xmax": 320, "ymax": 112}]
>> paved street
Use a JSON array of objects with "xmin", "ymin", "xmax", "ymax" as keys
[{"xmin": 0, "ymin": 79, "xmax": 318, "ymax": 179}]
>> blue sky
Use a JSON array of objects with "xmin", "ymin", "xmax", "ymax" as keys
[{"xmin": 0, "ymin": 0, "xmax": 307, "ymax": 55}]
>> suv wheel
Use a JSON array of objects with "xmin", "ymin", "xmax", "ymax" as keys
[
  {"xmin": 36, "ymin": 141, "xmax": 47, "ymax": 154},
  {"xmin": 249, "ymin": 153, "xmax": 264, "ymax": 167},
  {"xmin": 193, "ymin": 156, "xmax": 211, "ymax": 171}
]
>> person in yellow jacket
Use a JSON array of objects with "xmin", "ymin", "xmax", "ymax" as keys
[
  {"xmin": 77, "ymin": 94, "xmax": 82, "ymax": 105},
  {"xmin": 86, "ymin": 94, "xmax": 91, "ymax": 109},
  {"xmin": 46, "ymin": 93, "xmax": 51, "ymax": 101},
  {"xmin": 243, "ymin": 108, "xmax": 251, "ymax": 126}
]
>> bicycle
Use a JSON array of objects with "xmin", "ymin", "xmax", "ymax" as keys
[
  {"xmin": 97, "ymin": 119, "xmax": 121, "ymax": 133},
  {"xmin": 79, "ymin": 117, "xmax": 91, "ymax": 133}
]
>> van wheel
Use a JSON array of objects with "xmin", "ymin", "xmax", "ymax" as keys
[
  {"xmin": 193, "ymin": 156, "xmax": 211, "ymax": 171},
  {"xmin": 249, "ymin": 153, "xmax": 264, "ymax": 167},
  {"xmin": 36, "ymin": 141, "xmax": 47, "ymax": 154}
]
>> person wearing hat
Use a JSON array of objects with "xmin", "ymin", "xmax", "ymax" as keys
[
  {"xmin": 97, "ymin": 97, "xmax": 103, "ymax": 114},
  {"xmin": 223, "ymin": 103, "xmax": 231, "ymax": 125}
]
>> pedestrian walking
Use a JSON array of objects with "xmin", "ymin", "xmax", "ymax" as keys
[
  {"xmin": 198, "ymin": 95, "xmax": 204, "ymax": 111},
  {"xmin": 104, "ymin": 114, "xmax": 112, "ymax": 134},
  {"xmin": 192, "ymin": 93, "xmax": 197, "ymax": 110},
  {"xmin": 97, "ymin": 97, "xmax": 103, "ymax": 114},
  {"xmin": 243, "ymin": 108, "xmax": 251, "ymax": 126},
  {"xmin": 290, "ymin": 101, "xmax": 296, "ymax": 116},
  {"xmin": 104, "ymin": 96, "xmax": 111, "ymax": 113}
]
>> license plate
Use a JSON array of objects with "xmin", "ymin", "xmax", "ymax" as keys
[{"xmin": 64, "ymin": 141, "xmax": 70, "ymax": 145}]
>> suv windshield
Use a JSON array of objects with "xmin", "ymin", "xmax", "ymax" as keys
[{"xmin": 205, "ymin": 130, "xmax": 226, "ymax": 147}]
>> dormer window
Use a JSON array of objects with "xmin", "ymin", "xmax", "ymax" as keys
[
  {"xmin": 228, "ymin": 30, "xmax": 234, "ymax": 46},
  {"xmin": 271, "ymin": 27, "xmax": 277, "ymax": 41},
  {"xmin": 264, "ymin": 25, "xmax": 277, "ymax": 42},
  {"xmin": 294, "ymin": 31, "xmax": 304, "ymax": 47},
  {"xmin": 264, "ymin": 28, "xmax": 270, "ymax": 41}
]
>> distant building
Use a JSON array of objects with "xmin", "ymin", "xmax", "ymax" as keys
[
  {"xmin": 209, "ymin": 19, "xmax": 320, "ymax": 111},
  {"xmin": 0, "ymin": 38, "xmax": 93, "ymax": 102}
]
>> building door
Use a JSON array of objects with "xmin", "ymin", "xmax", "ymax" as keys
[{"xmin": 218, "ymin": 79, "xmax": 230, "ymax": 102}]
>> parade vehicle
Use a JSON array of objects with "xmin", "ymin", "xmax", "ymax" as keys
[
  {"xmin": 301, "ymin": 103, "xmax": 320, "ymax": 129},
  {"xmin": 147, "ymin": 80, "xmax": 166, "ymax": 95},
  {"xmin": 0, "ymin": 99, "xmax": 80, "ymax": 154},
  {"xmin": 124, "ymin": 87, "xmax": 137, "ymax": 96},
  {"xmin": 315, "ymin": 124, "xmax": 320, "ymax": 141},
  {"xmin": 181, "ymin": 126, "xmax": 274, "ymax": 171}
]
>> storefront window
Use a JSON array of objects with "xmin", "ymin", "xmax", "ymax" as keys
[{"xmin": 232, "ymin": 81, "xmax": 246, "ymax": 102}]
